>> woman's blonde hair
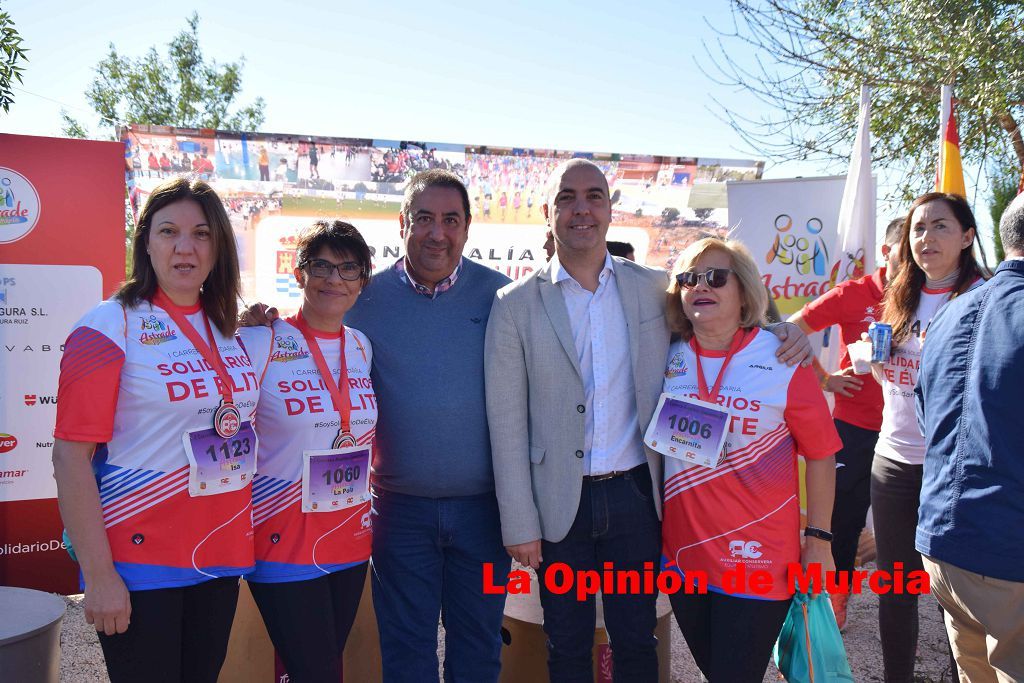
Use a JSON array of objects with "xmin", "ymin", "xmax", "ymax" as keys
[{"xmin": 665, "ymin": 237, "xmax": 768, "ymax": 340}]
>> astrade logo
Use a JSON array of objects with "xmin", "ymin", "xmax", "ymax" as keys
[
  {"xmin": 0, "ymin": 169, "xmax": 41, "ymax": 244},
  {"xmin": 665, "ymin": 351, "xmax": 688, "ymax": 378},
  {"xmin": 270, "ymin": 335, "xmax": 309, "ymax": 362},
  {"xmin": 0, "ymin": 433, "xmax": 18, "ymax": 453},
  {"xmin": 766, "ymin": 213, "xmax": 829, "ymax": 277},
  {"xmin": 139, "ymin": 315, "xmax": 177, "ymax": 345}
]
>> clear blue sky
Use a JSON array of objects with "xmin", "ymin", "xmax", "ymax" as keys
[
  {"xmin": 0, "ymin": 0, "xmax": 996, "ymax": 248},
  {"xmin": 3, "ymin": 1, "xmax": 824, "ymax": 168}
]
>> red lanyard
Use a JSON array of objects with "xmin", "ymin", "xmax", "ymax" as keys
[
  {"xmin": 153, "ymin": 289, "xmax": 234, "ymax": 405},
  {"xmin": 290, "ymin": 310, "xmax": 352, "ymax": 436},
  {"xmin": 693, "ymin": 328, "xmax": 751, "ymax": 403}
]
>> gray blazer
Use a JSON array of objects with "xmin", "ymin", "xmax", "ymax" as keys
[{"xmin": 484, "ymin": 257, "xmax": 671, "ymax": 546}]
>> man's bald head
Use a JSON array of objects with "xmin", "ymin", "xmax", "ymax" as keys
[
  {"xmin": 1000, "ymin": 192, "xmax": 1024, "ymax": 258},
  {"xmin": 543, "ymin": 159, "xmax": 610, "ymax": 207}
]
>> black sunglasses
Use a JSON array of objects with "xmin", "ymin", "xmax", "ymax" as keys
[
  {"xmin": 676, "ymin": 268, "xmax": 733, "ymax": 289},
  {"xmin": 302, "ymin": 259, "xmax": 365, "ymax": 281}
]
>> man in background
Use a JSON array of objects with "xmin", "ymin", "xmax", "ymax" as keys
[{"xmin": 915, "ymin": 194, "xmax": 1024, "ymax": 682}]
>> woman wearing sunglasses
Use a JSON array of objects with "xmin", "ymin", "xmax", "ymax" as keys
[
  {"xmin": 238, "ymin": 220, "xmax": 376, "ymax": 682},
  {"xmin": 658, "ymin": 237, "xmax": 841, "ymax": 682}
]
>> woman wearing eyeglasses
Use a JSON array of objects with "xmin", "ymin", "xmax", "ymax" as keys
[
  {"xmin": 238, "ymin": 220, "xmax": 376, "ymax": 683},
  {"xmin": 658, "ymin": 237, "xmax": 841, "ymax": 682}
]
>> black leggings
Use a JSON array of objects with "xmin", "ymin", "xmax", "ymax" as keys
[
  {"xmin": 871, "ymin": 454, "xmax": 925, "ymax": 683},
  {"xmin": 97, "ymin": 576, "xmax": 239, "ymax": 683},
  {"xmin": 831, "ymin": 419, "xmax": 879, "ymax": 573},
  {"xmin": 248, "ymin": 562, "xmax": 368, "ymax": 683},
  {"xmin": 670, "ymin": 589, "xmax": 792, "ymax": 682}
]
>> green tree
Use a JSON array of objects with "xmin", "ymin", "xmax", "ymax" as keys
[
  {"xmin": 989, "ymin": 165, "xmax": 1019, "ymax": 262},
  {"xmin": 64, "ymin": 13, "xmax": 266, "ymax": 276},
  {"xmin": 60, "ymin": 109, "xmax": 88, "ymax": 138},
  {"xmin": 73, "ymin": 12, "xmax": 264, "ymax": 133},
  {"xmin": 703, "ymin": 1, "xmax": 1024, "ymax": 199},
  {"xmin": 0, "ymin": 5, "xmax": 29, "ymax": 113}
]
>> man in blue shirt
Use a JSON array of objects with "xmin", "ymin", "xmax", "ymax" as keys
[{"xmin": 915, "ymin": 192, "xmax": 1024, "ymax": 683}]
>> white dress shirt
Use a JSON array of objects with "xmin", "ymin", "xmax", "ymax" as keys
[{"xmin": 551, "ymin": 253, "xmax": 646, "ymax": 475}]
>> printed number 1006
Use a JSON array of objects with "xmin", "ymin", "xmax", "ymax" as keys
[{"xmin": 667, "ymin": 414, "xmax": 713, "ymax": 439}]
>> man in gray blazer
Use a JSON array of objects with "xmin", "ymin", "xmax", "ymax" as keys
[
  {"xmin": 485, "ymin": 159, "xmax": 813, "ymax": 682},
  {"xmin": 485, "ymin": 158, "xmax": 668, "ymax": 681}
]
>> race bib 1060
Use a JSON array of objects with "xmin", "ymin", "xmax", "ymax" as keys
[{"xmin": 301, "ymin": 446, "xmax": 371, "ymax": 513}]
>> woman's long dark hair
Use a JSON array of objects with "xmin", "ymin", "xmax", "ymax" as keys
[
  {"xmin": 116, "ymin": 177, "xmax": 240, "ymax": 336},
  {"xmin": 882, "ymin": 192, "xmax": 985, "ymax": 345}
]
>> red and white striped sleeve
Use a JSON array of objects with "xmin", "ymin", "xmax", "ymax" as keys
[
  {"xmin": 783, "ymin": 364, "xmax": 843, "ymax": 460},
  {"xmin": 54, "ymin": 300, "xmax": 126, "ymax": 444}
]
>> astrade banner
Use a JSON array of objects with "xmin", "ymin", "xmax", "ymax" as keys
[
  {"xmin": 0, "ymin": 133, "xmax": 125, "ymax": 593},
  {"xmin": 120, "ymin": 125, "xmax": 764, "ymax": 312},
  {"xmin": 728, "ymin": 176, "xmax": 863, "ymax": 321}
]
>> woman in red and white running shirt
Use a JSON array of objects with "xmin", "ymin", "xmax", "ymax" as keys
[
  {"xmin": 53, "ymin": 178, "xmax": 257, "ymax": 683},
  {"xmin": 660, "ymin": 238, "xmax": 841, "ymax": 682},
  {"xmin": 870, "ymin": 192, "xmax": 986, "ymax": 683},
  {"xmin": 238, "ymin": 220, "xmax": 375, "ymax": 682}
]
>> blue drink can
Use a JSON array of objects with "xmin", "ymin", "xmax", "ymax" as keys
[{"xmin": 868, "ymin": 322, "xmax": 892, "ymax": 363}]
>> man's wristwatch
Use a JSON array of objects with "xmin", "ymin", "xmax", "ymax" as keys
[{"xmin": 803, "ymin": 526, "xmax": 834, "ymax": 543}]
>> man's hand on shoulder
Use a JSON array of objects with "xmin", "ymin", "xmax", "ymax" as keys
[
  {"xmin": 506, "ymin": 540, "xmax": 543, "ymax": 570},
  {"xmin": 767, "ymin": 321, "xmax": 813, "ymax": 367},
  {"xmin": 238, "ymin": 302, "xmax": 279, "ymax": 327}
]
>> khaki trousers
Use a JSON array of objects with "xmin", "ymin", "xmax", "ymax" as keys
[{"xmin": 922, "ymin": 555, "xmax": 1024, "ymax": 683}]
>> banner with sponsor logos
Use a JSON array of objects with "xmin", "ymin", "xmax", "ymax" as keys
[
  {"xmin": 727, "ymin": 176, "xmax": 873, "ymax": 321},
  {"xmin": 121, "ymin": 125, "xmax": 763, "ymax": 313},
  {"xmin": 0, "ymin": 134, "xmax": 125, "ymax": 593}
]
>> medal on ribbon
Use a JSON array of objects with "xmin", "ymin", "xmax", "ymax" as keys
[
  {"xmin": 291, "ymin": 310, "xmax": 357, "ymax": 450},
  {"xmin": 332, "ymin": 430, "xmax": 357, "ymax": 449},
  {"xmin": 154, "ymin": 290, "xmax": 242, "ymax": 437},
  {"xmin": 213, "ymin": 400, "xmax": 242, "ymax": 439}
]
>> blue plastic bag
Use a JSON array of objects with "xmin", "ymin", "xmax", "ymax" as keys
[{"xmin": 773, "ymin": 591, "xmax": 855, "ymax": 682}]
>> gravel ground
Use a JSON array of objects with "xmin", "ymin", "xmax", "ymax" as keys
[{"xmin": 58, "ymin": 565, "xmax": 955, "ymax": 682}]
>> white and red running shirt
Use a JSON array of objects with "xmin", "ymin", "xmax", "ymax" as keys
[
  {"xmin": 661, "ymin": 328, "xmax": 841, "ymax": 600},
  {"xmin": 238, "ymin": 317, "xmax": 376, "ymax": 583},
  {"xmin": 54, "ymin": 297, "xmax": 261, "ymax": 591},
  {"xmin": 876, "ymin": 286, "xmax": 963, "ymax": 466}
]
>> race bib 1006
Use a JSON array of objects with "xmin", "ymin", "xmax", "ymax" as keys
[{"xmin": 644, "ymin": 393, "xmax": 729, "ymax": 468}]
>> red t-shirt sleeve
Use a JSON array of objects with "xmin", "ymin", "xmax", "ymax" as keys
[
  {"xmin": 784, "ymin": 365, "xmax": 842, "ymax": 459},
  {"xmin": 54, "ymin": 303, "xmax": 126, "ymax": 443},
  {"xmin": 800, "ymin": 285, "xmax": 845, "ymax": 332}
]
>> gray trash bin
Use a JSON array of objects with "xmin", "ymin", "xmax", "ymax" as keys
[{"xmin": 0, "ymin": 586, "xmax": 66, "ymax": 683}]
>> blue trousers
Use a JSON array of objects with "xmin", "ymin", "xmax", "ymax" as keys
[
  {"xmin": 370, "ymin": 487, "xmax": 511, "ymax": 682},
  {"xmin": 538, "ymin": 464, "xmax": 661, "ymax": 682}
]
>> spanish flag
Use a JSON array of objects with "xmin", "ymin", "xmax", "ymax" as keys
[{"xmin": 936, "ymin": 97, "xmax": 967, "ymax": 197}]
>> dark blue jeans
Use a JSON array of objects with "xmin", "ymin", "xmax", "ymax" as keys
[
  {"xmin": 369, "ymin": 487, "xmax": 511, "ymax": 683},
  {"xmin": 538, "ymin": 464, "xmax": 661, "ymax": 683}
]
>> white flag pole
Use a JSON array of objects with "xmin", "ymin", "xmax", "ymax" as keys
[{"xmin": 822, "ymin": 84, "xmax": 876, "ymax": 373}]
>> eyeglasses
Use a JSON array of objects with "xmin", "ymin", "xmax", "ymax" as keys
[
  {"xmin": 676, "ymin": 268, "xmax": 733, "ymax": 289},
  {"xmin": 302, "ymin": 259, "xmax": 365, "ymax": 281}
]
